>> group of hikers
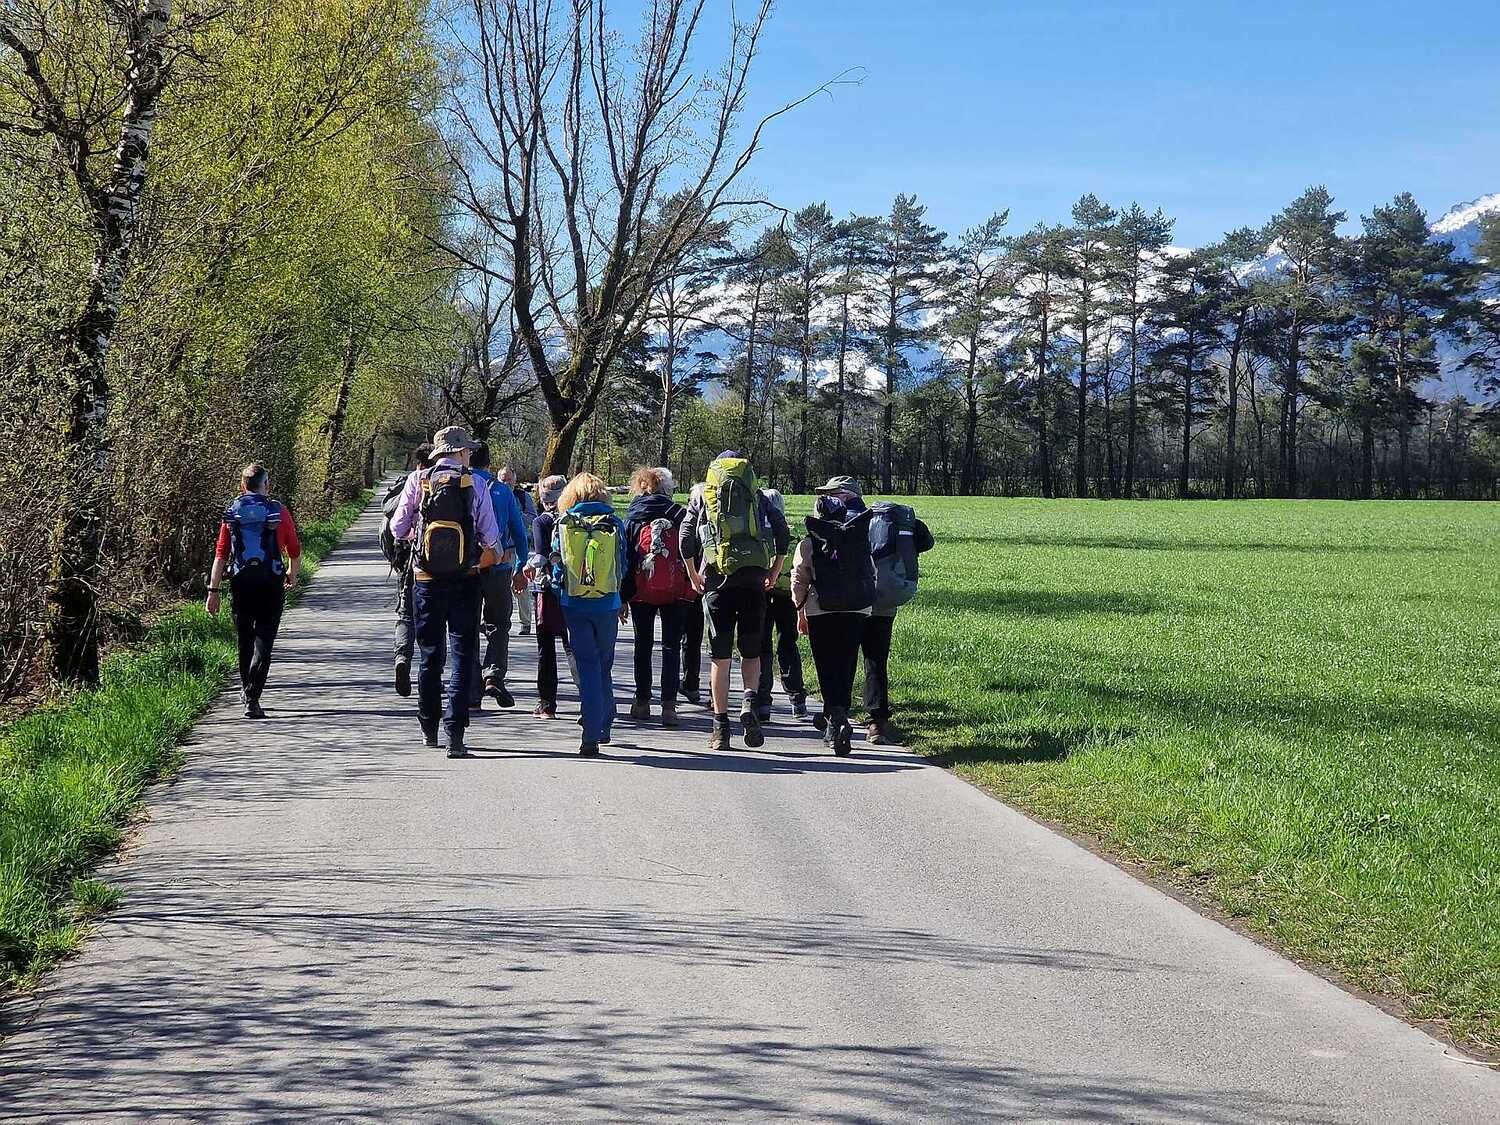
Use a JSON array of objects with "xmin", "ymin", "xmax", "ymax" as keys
[{"xmin": 208, "ymin": 424, "xmax": 933, "ymax": 760}]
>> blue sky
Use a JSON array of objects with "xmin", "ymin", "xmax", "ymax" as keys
[{"xmin": 709, "ymin": 0, "xmax": 1500, "ymax": 245}]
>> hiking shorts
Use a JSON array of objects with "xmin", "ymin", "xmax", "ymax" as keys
[{"xmin": 703, "ymin": 582, "xmax": 765, "ymax": 660}]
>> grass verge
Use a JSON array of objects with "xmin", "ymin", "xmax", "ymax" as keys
[{"xmin": 0, "ymin": 491, "xmax": 370, "ymax": 987}]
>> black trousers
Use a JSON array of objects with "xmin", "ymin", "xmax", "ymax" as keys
[
  {"xmin": 755, "ymin": 593, "xmax": 806, "ymax": 705},
  {"xmin": 679, "ymin": 595, "xmax": 704, "ymax": 690},
  {"xmin": 807, "ymin": 612, "xmax": 865, "ymax": 714},
  {"xmin": 861, "ymin": 612, "xmax": 895, "ymax": 721},
  {"xmin": 535, "ymin": 590, "xmax": 572, "ymax": 707},
  {"xmin": 231, "ymin": 574, "xmax": 285, "ymax": 703},
  {"xmin": 631, "ymin": 601, "xmax": 684, "ymax": 703}
]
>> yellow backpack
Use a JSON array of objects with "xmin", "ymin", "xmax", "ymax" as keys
[{"xmin": 557, "ymin": 512, "xmax": 620, "ymax": 598}]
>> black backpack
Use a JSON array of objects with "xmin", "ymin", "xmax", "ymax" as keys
[
  {"xmin": 416, "ymin": 466, "xmax": 477, "ymax": 578},
  {"xmin": 804, "ymin": 508, "xmax": 876, "ymax": 613}
]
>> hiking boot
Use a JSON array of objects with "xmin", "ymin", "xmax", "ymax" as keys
[
  {"xmin": 421, "ymin": 722, "xmax": 440, "ymax": 747},
  {"xmin": 244, "ymin": 699, "xmax": 266, "ymax": 720},
  {"xmin": 866, "ymin": 720, "xmax": 888, "ymax": 745},
  {"xmin": 740, "ymin": 704, "xmax": 765, "ymax": 749},
  {"xmin": 533, "ymin": 701, "xmax": 557, "ymax": 720},
  {"xmin": 660, "ymin": 701, "xmax": 679, "ymax": 728},
  {"xmin": 485, "ymin": 679, "xmax": 515, "ymax": 708},
  {"xmin": 791, "ymin": 698, "xmax": 809, "ymax": 720},
  {"xmin": 629, "ymin": 700, "xmax": 652, "ymax": 722},
  {"xmin": 579, "ymin": 740, "xmax": 601, "ymax": 757},
  {"xmin": 679, "ymin": 680, "xmax": 702, "ymax": 706},
  {"xmin": 443, "ymin": 727, "xmax": 469, "ymax": 758},
  {"xmin": 394, "ymin": 660, "xmax": 411, "ymax": 697},
  {"xmin": 708, "ymin": 719, "xmax": 731, "ymax": 752}
]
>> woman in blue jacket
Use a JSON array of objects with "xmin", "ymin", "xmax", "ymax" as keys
[{"xmin": 550, "ymin": 473, "xmax": 627, "ymax": 756}]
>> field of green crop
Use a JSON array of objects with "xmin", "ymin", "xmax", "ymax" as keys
[{"xmin": 830, "ymin": 497, "xmax": 1499, "ymax": 1052}]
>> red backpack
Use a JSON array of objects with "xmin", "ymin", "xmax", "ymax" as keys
[{"xmin": 633, "ymin": 518, "xmax": 691, "ymax": 605}]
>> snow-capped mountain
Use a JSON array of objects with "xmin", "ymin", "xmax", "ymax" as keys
[{"xmin": 1431, "ymin": 192, "xmax": 1500, "ymax": 259}]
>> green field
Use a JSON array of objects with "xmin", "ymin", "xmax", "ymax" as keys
[{"xmin": 831, "ymin": 497, "xmax": 1499, "ymax": 1052}]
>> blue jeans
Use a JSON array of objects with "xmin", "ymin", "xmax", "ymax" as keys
[
  {"xmin": 564, "ymin": 606, "xmax": 618, "ymax": 743},
  {"xmin": 413, "ymin": 574, "xmax": 481, "ymax": 733}
]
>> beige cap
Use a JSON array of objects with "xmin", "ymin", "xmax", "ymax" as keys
[{"xmin": 431, "ymin": 425, "xmax": 480, "ymax": 457}]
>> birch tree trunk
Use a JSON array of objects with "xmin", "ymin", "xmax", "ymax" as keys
[{"xmin": 45, "ymin": 0, "xmax": 174, "ymax": 684}]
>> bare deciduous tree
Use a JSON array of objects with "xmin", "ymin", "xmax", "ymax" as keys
[{"xmin": 439, "ymin": 0, "xmax": 821, "ymax": 475}]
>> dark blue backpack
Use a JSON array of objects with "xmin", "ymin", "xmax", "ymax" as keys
[{"xmin": 225, "ymin": 494, "xmax": 284, "ymax": 578}]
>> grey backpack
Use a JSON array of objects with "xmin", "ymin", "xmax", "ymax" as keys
[{"xmin": 869, "ymin": 503, "xmax": 919, "ymax": 613}]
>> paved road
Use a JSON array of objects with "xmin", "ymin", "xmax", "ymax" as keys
[{"xmin": 2, "ymin": 497, "xmax": 1496, "ymax": 1123}]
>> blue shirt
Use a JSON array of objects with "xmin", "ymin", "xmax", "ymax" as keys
[{"xmin": 472, "ymin": 468, "xmax": 530, "ymax": 570}]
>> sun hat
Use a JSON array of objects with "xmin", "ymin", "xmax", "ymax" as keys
[
  {"xmin": 813, "ymin": 475, "xmax": 862, "ymax": 497},
  {"xmin": 538, "ymin": 474, "xmax": 566, "ymax": 508},
  {"xmin": 431, "ymin": 425, "xmax": 480, "ymax": 457}
]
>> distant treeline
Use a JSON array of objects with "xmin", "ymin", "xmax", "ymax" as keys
[{"xmin": 449, "ymin": 191, "xmax": 1500, "ymax": 504}]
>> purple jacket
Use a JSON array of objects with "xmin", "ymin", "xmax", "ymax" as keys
[{"xmin": 389, "ymin": 456, "xmax": 500, "ymax": 550}]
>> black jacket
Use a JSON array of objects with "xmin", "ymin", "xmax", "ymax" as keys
[{"xmin": 620, "ymin": 492, "xmax": 686, "ymax": 604}]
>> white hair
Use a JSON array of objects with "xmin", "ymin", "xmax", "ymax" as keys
[{"xmin": 654, "ymin": 466, "xmax": 675, "ymax": 495}]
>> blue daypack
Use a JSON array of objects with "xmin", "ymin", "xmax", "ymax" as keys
[{"xmin": 224, "ymin": 493, "xmax": 284, "ymax": 578}]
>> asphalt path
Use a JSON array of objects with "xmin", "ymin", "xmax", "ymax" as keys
[{"xmin": 2, "ymin": 495, "xmax": 1495, "ymax": 1122}]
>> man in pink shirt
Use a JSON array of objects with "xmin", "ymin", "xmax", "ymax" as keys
[{"xmin": 388, "ymin": 426, "xmax": 501, "ymax": 757}]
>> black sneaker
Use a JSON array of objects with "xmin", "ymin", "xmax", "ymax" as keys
[
  {"xmin": 756, "ymin": 703, "xmax": 773, "ymax": 723},
  {"xmin": 791, "ymin": 699, "xmax": 809, "ymax": 719},
  {"xmin": 740, "ymin": 705, "xmax": 765, "ymax": 749},
  {"xmin": 833, "ymin": 723, "xmax": 853, "ymax": 756},
  {"xmin": 579, "ymin": 740, "xmax": 601, "ymax": 757},
  {"xmin": 245, "ymin": 699, "xmax": 266, "ymax": 720},
  {"xmin": 679, "ymin": 681, "xmax": 701, "ymax": 705},
  {"xmin": 421, "ymin": 723, "xmax": 440, "ymax": 748},
  {"xmin": 394, "ymin": 661, "xmax": 411, "ymax": 697},
  {"xmin": 444, "ymin": 728, "xmax": 469, "ymax": 759},
  {"xmin": 486, "ymin": 680, "xmax": 515, "ymax": 708},
  {"xmin": 629, "ymin": 700, "xmax": 651, "ymax": 721},
  {"xmin": 813, "ymin": 711, "xmax": 829, "ymax": 732}
]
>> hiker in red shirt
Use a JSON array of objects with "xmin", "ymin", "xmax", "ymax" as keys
[{"xmin": 206, "ymin": 463, "xmax": 302, "ymax": 719}]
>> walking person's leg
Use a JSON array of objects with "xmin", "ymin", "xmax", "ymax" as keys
[
  {"xmin": 517, "ymin": 578, "xmax": 533, "ymax": 634},
  {"xmin": 735, "ymin": 587, "xmax": 766, "ymax": 748},
  {"xmin": 755, "ymin": 593, "xmax": 775, "ymax": 718},
  {"xmin": 630, "ymin": 602, "xmax": 654, "ymax": 715},
  {"xmin": 394, "ymin": 565, "xmax": 415, "ymax": 696},
  {"xmin": 412, "ymin": 579, "xmax": 446, "ymax": 745},
  {"xmin": 597, "ymin": 610, "xmax": 618, "ymax": 742},
  {"xmin": 702, "ymin": 588, "xmax": 735, "ymax": 749},
  {"xmin": 680, "ymin": 596, "xmax": 703, "ymax": 703},
  {"xmin": 861, "ymin": 612, "xmax": 896, "ymax": 742},
  {"xmin": 658, "ymin": 602, "xmax": 683, "ymax": 725},
  {"xmin": 443, "ymin": 576, "xmax": 481, "ymax": 754},
  {"xmin": 808, "ymin": 613, "xmax": 860, "ymax": 753},
  {"xmin": 567, "ymin": 609, "xmax": 605, "ymax": 752},
  {"xmin": 772, "ymin": 596, "xmax": 808, "ymax": 715},
  {"xmin": 536, "ymin": 600, "xmax": 560, "ymax": 718},
  {"xmin": 229, "ymin": 578, "xmax": 257, "ymax": 708},
  {"xmin": 483, "ymin": 570, "xmax": 515, "ymax": 704},
  {"xmin": 247, "ymin": 582, "xmax": 285, "ymax": 708}
]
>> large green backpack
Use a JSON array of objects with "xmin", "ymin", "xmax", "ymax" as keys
[
  {"xmin": 556, "ymin": 511, "xmax": 620, "ymax": 598},
  {"xmin": 703, "ymin": 458, "xmax": 772, "ymax": 574}
]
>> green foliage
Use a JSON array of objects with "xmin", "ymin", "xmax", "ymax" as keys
[
  {"xmin": 0, "ymin": 494, "xmax": 367, "ymax": 987},
  {"xmin": 869, "ymin": 495, "xmax": 1500, "ymax": 1052},
  {"xmin": 0, "ymin": 0, "xmax": 455, "ymax": 691}
]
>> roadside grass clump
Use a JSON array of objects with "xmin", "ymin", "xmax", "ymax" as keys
[
  {"xmin": 855, "ymin": 497, "xmax": 1499, "ymax": 1053},
  {"xmin": 0, "ymin": 492, "xmax": 369, "ymax": 987}
]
